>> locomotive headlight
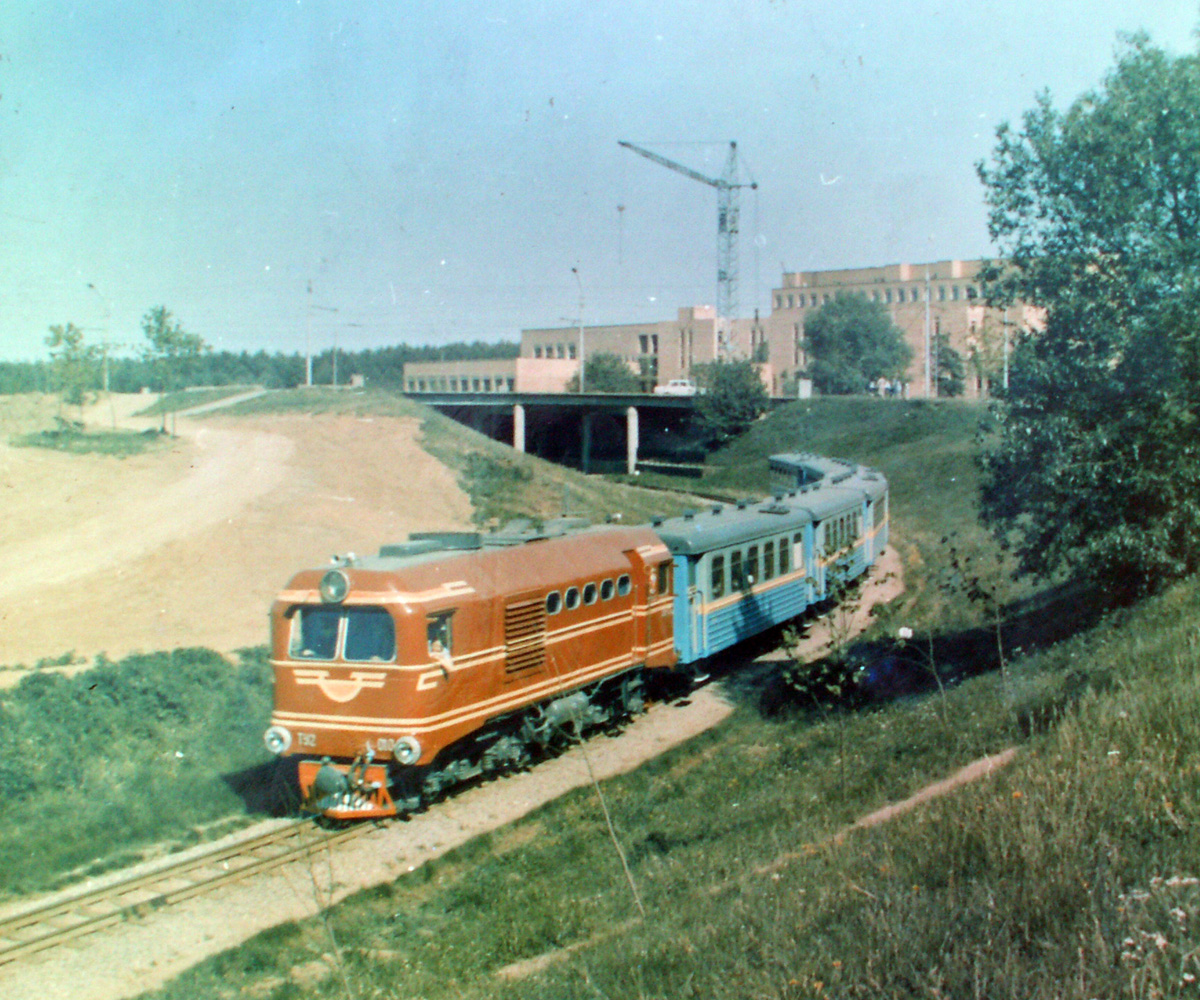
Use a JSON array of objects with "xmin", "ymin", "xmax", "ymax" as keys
[
  {"xmin": 392, "ymin": 735, "xmax": 422, "ymax": 765},
  {"xmin": 319, "ymin": 569, "xmax": 350, "ymax": 604},
  {"xmin": 263, "ymin": 725, "xmax": 293, "ymax": 755}
]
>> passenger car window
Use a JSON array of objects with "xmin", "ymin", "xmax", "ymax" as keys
[
  {"xmin": 546, "ymin": 591, "xmax": 562, "ymax": 614},
  {"xmin": 730, "ymin": 550, "xmax": 744, "ymax": 590},
  {"xmin": 600, "ymin": 579, "xmax": 615, "ymax": 600},
  {"xmin": 617, "ymin": 574, "xmax": 631, "ymax": 596},
  {"xmin": 656, "ymin": 562, "xmax": 670, "ymax": 595},
  {"xmin": 710, "ymin": 555, "xmax": 725, "ymax": 598},
  {"xmin": 564, "ymin": 586, "xmax": 580, "ymax": 610},
  {"xmin": 583, "ymin": 582, "xmax": 597, "ymax": 604}
]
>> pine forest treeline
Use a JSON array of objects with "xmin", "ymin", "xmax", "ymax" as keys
[{"xmin": 0, "ymin": 340, "xmax": 519, "ymax": 396}]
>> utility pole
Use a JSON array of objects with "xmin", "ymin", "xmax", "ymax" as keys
[
  {"xmin": 86, "ymin": 282, "xmax": 119, "ymax": 426},
  {"xmin": 572, "ymin": 267, "xmax": 584, "ymax": 393},
  {"xmin": 923, "ymin": 268, "xmax": 932, "ymax": 398},
  {"xmin": 305, "ymin": 280, "xmax": 313, "ymax": 387}
]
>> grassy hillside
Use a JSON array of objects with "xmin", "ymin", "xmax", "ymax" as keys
[
  {"xmin": 140, "ymin": 542, "xmax": 1200, "ymax": 1000},
  {"xmin": 129, "ymin": 394, "xmax": 1200, "ymax": 999},
  {"xmin": 0, "ymin": 649, "xmax": 277, "ymax": 897}
]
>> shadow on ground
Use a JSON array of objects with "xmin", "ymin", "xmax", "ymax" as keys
[
  {"xmin": 713, "ymin": 579, "xmax": 1121, "ymax": 729},
  {"xmin": 222, "ymin": 756, "xmax": 303, "ymax": 816}
]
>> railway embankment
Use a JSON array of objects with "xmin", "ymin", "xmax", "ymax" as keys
[{"xmin": 5, "ymin": 392, "xmax": 1189, "ymax": 998}]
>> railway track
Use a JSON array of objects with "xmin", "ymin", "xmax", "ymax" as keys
[{"xmin": 0, "ymin": 819, "xmax": 376, "ymax": 966}]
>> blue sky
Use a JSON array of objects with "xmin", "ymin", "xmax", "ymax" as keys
[{"xmin": 0, "ymin": 1, "xmax": 1196, "ymax": 361}]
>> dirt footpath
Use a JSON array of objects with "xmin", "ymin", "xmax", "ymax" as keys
[{"xmin": 0, "ymin": 396, "xmax": 474, "ymax": 673}]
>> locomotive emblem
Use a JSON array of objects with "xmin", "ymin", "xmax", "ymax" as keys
[{"xmin": 293, "ymin": 669, "xmax": 387, "ymax": 703}]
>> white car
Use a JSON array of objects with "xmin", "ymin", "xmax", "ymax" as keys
[{"xmin": 653, "ymin": 378, "xmax": 699, "ymax": 396}]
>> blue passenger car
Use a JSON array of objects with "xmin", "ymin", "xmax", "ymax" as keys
[{"xmin": 655, "ymin": 454, "xmax": 889, "ymax": 666}]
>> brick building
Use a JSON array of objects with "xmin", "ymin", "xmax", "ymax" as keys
[{"xmin": 404, "ymin": 259, "xmax": 1039, "ymax": 398}]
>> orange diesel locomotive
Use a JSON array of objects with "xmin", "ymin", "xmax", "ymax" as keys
[{"xmin": 263, "ymin": 519, "xmax": 675, "ymax": 819}]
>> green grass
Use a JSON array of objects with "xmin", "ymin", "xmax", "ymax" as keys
[
  {"xmin": 0, "ymin": 648, "xmax": 278, "ymax": 897},
  {"xmin": 139, "ymin": 575, "xmax": 1200, "ymax": 1000},
  {"xmin": 10, "ymin": 425, "xmax": 168, "ymax": 457},
  {"xmin": 135, "ymin": 385, "xmax": 258, "ymax": 416}
]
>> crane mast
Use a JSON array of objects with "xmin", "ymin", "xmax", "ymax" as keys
[{"xmin": 619, "ymin": 140, "xmax": 757, "ymax": 324}]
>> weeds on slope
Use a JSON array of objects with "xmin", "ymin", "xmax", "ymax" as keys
[
  {"xmin": 140, "ymin": 575, "xmax": 1200, "ymax": 1000},
  {"xmin": 0, "ymin": 647, "xmax": 277, "ymax": 896}
]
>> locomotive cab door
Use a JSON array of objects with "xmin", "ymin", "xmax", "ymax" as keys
[{"xmin": 625, "ymin": 546, "xmax": 677, "ymax": 670}]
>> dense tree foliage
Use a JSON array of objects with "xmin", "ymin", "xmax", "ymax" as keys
[
  {"xmin": 694, "ymin": 358, "xmax": 769, "ymax": 442},
  {"xmin": 977, "ymin": 33, "xmax": 1200, "ymax": 595},
  {"xmin": 564, "ymin": 352, "xmax": 642, "ymax": 393},
  {"xmin": 933, "ymin": 331, "xmax": 965, "ymax": 398},
  {"xmin": 802, "ymin": 295, "xmax": 912, "ymax": 394}
]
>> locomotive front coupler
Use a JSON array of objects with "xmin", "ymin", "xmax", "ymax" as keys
[{"xmin": 301, "ymin": 748, "xmax": 398, "ymax": 821}]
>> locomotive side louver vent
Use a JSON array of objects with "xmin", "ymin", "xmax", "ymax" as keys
[{"xmin": 504, "ymin": 599, "xmax": 546, "ymax": 674}]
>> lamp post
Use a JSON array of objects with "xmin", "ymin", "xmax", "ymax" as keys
[
  {"xmin": 571, "ymin": 267, "xmax": 585, "ymax": 393},
  {"xmin": 923, "ymin": 268, "xmax": 932, "ymax": 398},
  {"xmin": 309, "ymin": 297, "xmax": 339, "ymax": 385},
  {"xmin": 1002, "ymin": 307, "xmax": 1010, "ymax": 390}
]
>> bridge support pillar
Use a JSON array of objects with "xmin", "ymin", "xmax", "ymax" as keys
[
  {"xmin": 581, "ymin": 413, "xmax": 593, "ymax": 473},
  {"xmin": 625, "ymin": 406, "xmax": 639, "ymax": 475},
  {"xmin": 513, "ymin": 403, "xmax": 525, "ymax": 453}
]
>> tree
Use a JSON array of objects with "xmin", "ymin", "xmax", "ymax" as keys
[
  {"xmin": 933, "ymin": 331, "xmax": 965, "ymax": 397},
  {"xmin": 977, "ymin": 33, "xmax": 1200, "ymax": 596},
  {"xmin": 141, "ymin": 306, "xmax": 209, "ymax": 432},
  {"xmin": 802, "ymin": 294, "xmax": 912, "ymax": 394},
  {"xmin": 564, "ymin": 352, "xmax": 642, "ymax": 393},
  {"xmin": 45, "ymin": 322, "xmax": 99, "ymax": 421},
  {"xmin": 694, "ymin": 358, "xmax": 769, "ymax": 443}
]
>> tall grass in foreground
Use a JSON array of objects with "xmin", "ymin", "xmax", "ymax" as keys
[{"xmin": 142, "ymin": 576, "xmax": 1199, "ymax": 1000}]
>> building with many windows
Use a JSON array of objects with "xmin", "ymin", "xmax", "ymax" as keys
[
  {"xmin": 760, "ymin": 259, "xmax": 1039, "ymax": 398},
  {"xmin": 403, "ymin": 259, "xmax": 1039, "ymax": 398}
]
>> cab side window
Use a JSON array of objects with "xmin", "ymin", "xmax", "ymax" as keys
[{"xmin": 427, "ymin": 611, "xmax": 453, "ymax": 655}]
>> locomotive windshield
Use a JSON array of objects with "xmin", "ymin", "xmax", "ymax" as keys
[{"xmin": 289, "ymin": 606, "xmax": 396, "ymax": 662}]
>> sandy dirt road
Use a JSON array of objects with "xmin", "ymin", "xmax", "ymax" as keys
[{"xmin": 0, "ymin": 394, "xmax": 474, "ymax": 673}]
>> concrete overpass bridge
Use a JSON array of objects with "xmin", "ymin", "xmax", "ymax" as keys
[{"xmin": 407, "ymin": 391, "xmax": 704, "ymax": 474}]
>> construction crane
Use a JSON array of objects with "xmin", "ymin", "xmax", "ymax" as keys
[{"xmin": 619, "ymin": 140, "xmax": 757, "ymax": 323}]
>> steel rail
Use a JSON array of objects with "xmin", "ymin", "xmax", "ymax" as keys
[{"xmin": 0, "ymin": 819, "xmax": 375, "ymax": 965}]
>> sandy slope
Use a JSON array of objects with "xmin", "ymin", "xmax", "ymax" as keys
[{"xmin": 0, "ymin": 395, "xmax": 474, "ymax": 673}]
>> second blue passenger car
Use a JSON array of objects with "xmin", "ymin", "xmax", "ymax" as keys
[{"xmin": 653, "ymin": 454, "xmax": 889, "ymax": 665}]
